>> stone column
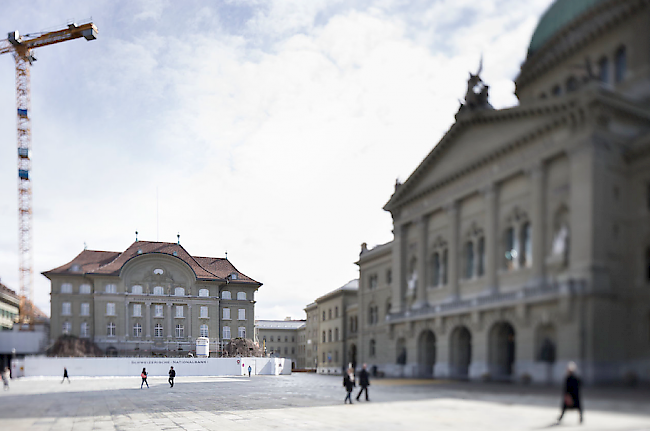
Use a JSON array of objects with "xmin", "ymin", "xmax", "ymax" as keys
[
  {"xmin": 413, "ymin": 215, "xmax": 429, "ymax": 309},
  {"xmin": 392, "ymin": 223, "xmax": 407, "ymax": 312},
  {"xmin": 483, "ymin": 184, "xmax": 499, "ymax": 294},
  {"xmin": 125, "ymin": 300, "xmax": 130, "ymax": 340},
  {"xmin": 187, "ymin": 304, "xmax": 192, "ymax": 339},
  {"xmin": 167, "ymin": 303, "xmax": 173, "ymax": 339},
  {"xmin": 145, "ymin": 302, "xmax": 151, "ymax": 338},
  {"xmin": 530, "ymin": 163, "xmax": 546, "ymax": 284},
  {"xmin": 446, "ymin": 202, "xmax": 460, "ymax": 300}
]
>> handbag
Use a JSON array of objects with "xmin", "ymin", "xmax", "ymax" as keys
[
  {"xmin": 564, "ymin": 393, "xmax": 573, "ymax": 407},
  {"xmin": 141, "ymin": 372, "xmax": 146, "ymax": 378}
]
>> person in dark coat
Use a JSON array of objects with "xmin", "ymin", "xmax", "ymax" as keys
[
  {"xmin": 343, "ymin": 367, "xmax": 356, "ymax": 404},
  {"xmin": 557, "ymin": 361, "xmax": 582, "ymax": 424},
  {"xmin": 356, "ymin": 363, "xmax": 370, "ymax": 401},
  {"xmin": 141, "ymin": 368, "xmax": 149, "ymax": 389},
  {"xmin": 168, "ymin": 366, "xmax": 176, "ymax": 388},
  {"xmin": 61, "ymin": 367, "xmax": 70, "ymax": 384}
]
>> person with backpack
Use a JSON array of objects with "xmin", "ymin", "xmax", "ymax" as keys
[
  {"xmin": 141, "ymin": 368, "xmax": 149, "ymax": 389},
  {"xmin": 168, "ymin": 366, "xmax": 175, "ymax": 388}
]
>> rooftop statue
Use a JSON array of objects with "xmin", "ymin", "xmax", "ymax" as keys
[{"xmin": 459, "ymin": 57, "xmax": 493, "ymax": 113}]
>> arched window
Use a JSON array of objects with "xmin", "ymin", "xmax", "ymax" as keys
[
  {"xmin": 431, "ymin": 252, "xmax": 441, "ymax": 286},
  {"xmin": 200, "ymin": 324, "xmax": 208, "ymax": 337},
  {"xmin": 61, "ymin": 283, "xmax": 72, "ymax": 294},
  {"xmin": 237, "ymin": 292, "xmax": 246, "ymax": 300},
  {"xmin": 645, "ymin": 246, "xmax": 650, "ymax": 282},
  {"xmin": 154, "ymin": 323, "xmax": 163, "ymax": 337},
  {"xmin": 477, "ymin": 236, "xmax": 485, "ymax": 276},
  {"xmin": 107, "ymin": 322, "xmax": 116, "ymax": 337},
  {"xmin": 369, "ymin": 339, "xmax": 376, "ymax": 357},
  {"xmin": 552, "ymin": 85, "xmax": 561, "ymax": 96},
  {"xmin": 199, "ymin": 288, "xmax": 209, "ymax": 297},
  {"xmin": 598, "ymin": 57, "xmax": 609, "ymax": 83},
  {"xmin": 153, "ymin": 286, "xmax": 164, "ymax": 295},
  {"xmin": 566, "ymin": 76, "xmax": 578, "ymax": 93},
  {"xmin": 465, "ymin": 241, "xmax": 474, "ymax": 279},
  {"xmin": 615, "ymin": 46, "xmax": 626, "ymax": 83},
  {"xmin": 174, "ymin": 287, "xmax": 185, "ymax": 296},
  {"xmin": 520, "ymin": 222, "xmax": 532, "ymax": 267},
  {"xmin": 396, "ymin": 338, "xmax": 407, "ymax": 364},
  {"xmin": 131, "ymin": 285, "xmax": 142, "ymax": 294},
  {"xmin": 133, "ymin": 323, "xmax": 142, "ymax": 337},
  {"xmin": 221, "ymin": 291, "xmax": 231, "ymax": 300}
]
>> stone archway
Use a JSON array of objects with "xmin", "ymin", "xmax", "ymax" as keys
[
  {"xmin": 417, "ymin": 330, "xmax": 436, "ymax": 378},
  {"xmin": 488, "ymin": 321, "xmax": 515, "ymax": 379},
  {"xmin": 450, "ymin": 326, "xmax": 472, "ymax": 379}
]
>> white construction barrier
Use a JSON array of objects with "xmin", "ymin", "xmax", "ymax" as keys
[{"xmin": 23, "ymin": 356, "xmax": 291, "ymax": 377}]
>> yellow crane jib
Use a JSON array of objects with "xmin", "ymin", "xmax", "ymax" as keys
[{"xmin": 0, "ymin": 21, "xmax": 98, "ymax": 328}]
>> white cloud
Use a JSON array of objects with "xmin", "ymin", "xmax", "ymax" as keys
[{"xmin": 0, "ymin": 0, "xmax": 555, "ymax": 319}]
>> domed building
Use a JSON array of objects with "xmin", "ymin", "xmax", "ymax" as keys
[{"xmin": 356, "ymin": 0, "xmax": 650, "ymax": 384}]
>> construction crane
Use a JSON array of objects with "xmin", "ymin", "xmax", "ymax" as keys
[{"xmin": 0, "ymin": 22, "xmax": 98, "ymax": 328}]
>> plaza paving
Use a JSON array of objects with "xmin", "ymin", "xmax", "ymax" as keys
[{"xmin": 1, "ymin": 373, "xmax": 649, "ymax": 430}]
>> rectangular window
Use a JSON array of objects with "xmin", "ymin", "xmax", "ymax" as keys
[
  {"xmin": 154, "ymin": 324, "xmax": 163, "ymax": 337},
  {"xmin": 107, "ymin": 322, "xmax": 116, "ymax": 337},
  {"xmin": 200, "ymin": 324, "xmax": 208, "ymax": 337},
  {"xmin": 175, "ymin": 324, "xmax": 184, "ymax": 338},
  {"xmin": 105, "ymin": 284, "xmax": 117, "ymax": 294},
  {"xmin": 223, "ymin": 308, "xmax": 231, "ymax": 320},
  {"xmin": 61, "ymin": 283, "xmax": 72, "ymax": 294},
  {"xmin": 386, "ymin": 269, "xmax": 392, "ymax": 284},
  {"xmin": 106, "ymin": 303, "xmax": 115, "ymax": 316},
  {"xmin": 131, "ymin": 285, "xmax": 142, "ymax": 294},
  {"xmin": 80, "ymin": 322, "xmax": 89, "ymax": 338},
  {"xmin": 175, "ymin": 305, "xmax": 184, "ymax": 318},
  {"xmin": 62, "ymin": 302, "xmax": 71, "ymax": 316},
  {"xmin": 200, "ymin": 306, "xmax": 208, "ymax": 318},
  {"xmin": 62, "ymin": 321, "xmax": 71, "ymax": 334},
  {"xmin": 477, "ymin": 237, "xmax": 485, "ymax": 276},
  {"xmin": 79, "ymin": 284, "xmax": 91, "ymax": 294},
  {"xmin": 238, "ymin": 326, "xmax": 246, "ymax": 338},
  {"xmin": 80, "ymin": 303, "xmax": 90, "ymax": 316},
  {"xmin": 155, "ymin": 305, "xmax": 163, "ymax": 317},
  {"xmin": 223, "ymin": 326, "xmax": 231, "ymax": 339},
  {"xmin": 238, "ymin": 309, "xmax": 245, "ymax": 320},
  {"xmin": 133, "ymin": 323, "xmax": 142, "ymax": 337},
  {"xmin": 133, "ymin": 304, "xmax": 142, "ymax": 317}
]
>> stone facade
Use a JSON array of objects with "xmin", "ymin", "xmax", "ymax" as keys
[
  {"xmin": 355, "ymin": 0, "xmax": 650, "ymax": 384},
  {"xmin": 44, "ymin": 241, "xmax": 261, "ymax": 357},
  {"xmin": 255, "ymin": 319, "xmax": 304, "ymax": 369}
]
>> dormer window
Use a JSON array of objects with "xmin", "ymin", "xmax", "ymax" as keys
[
  {"xmin": 230, "ymin": 273, "xmax": 238, "ymax": 280},
  {"xmin": 70, "ymin": 264, "xmax": 81, "ymax": 272}
]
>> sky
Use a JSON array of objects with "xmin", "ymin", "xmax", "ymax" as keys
[{"xmin": 0, "ymin": 0, "xmax": 555, "ymax": 320}]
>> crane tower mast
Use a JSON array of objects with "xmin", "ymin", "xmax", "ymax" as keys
[{"xmin": 0, "ymin": 22, "xmax": 98, "ymax": 327}]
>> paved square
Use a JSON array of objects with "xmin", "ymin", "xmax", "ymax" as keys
[{"xmin": 1, "ymin": 374, "xmax": 649, "ymax": 430}]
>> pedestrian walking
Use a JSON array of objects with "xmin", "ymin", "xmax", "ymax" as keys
[
  {"xmin": 248, "ymin": 365, "xmax": 252, "ymax": 377},
  {"xmin": 557, "ymin": 361, "xmax": 583, "ymax": 424},
  {"xmin": 61, "ymin": 367, "xmax": 70, "ymax": 384},
  {"xmin": 343, "ymin": 367, "xmax": 356, "ymax": 404},
  {"xmin": 2, "ymin": 366, "xmax": 10, "ymax": 390},
  {"xmin": 141, "ymin": 368, "xmax": 149, "ymax": 389},
  {"xmin": 356, "ymin": 363, "xmax": 370, "ymax": 401},
  {"xmin": 168, "ymin": 366, "xmax": 175, "ymax": 388}
]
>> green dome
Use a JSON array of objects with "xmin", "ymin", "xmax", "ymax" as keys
[{"xmin": 528, "ymin": 0, "xmax": 609, "ymax": 56}]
